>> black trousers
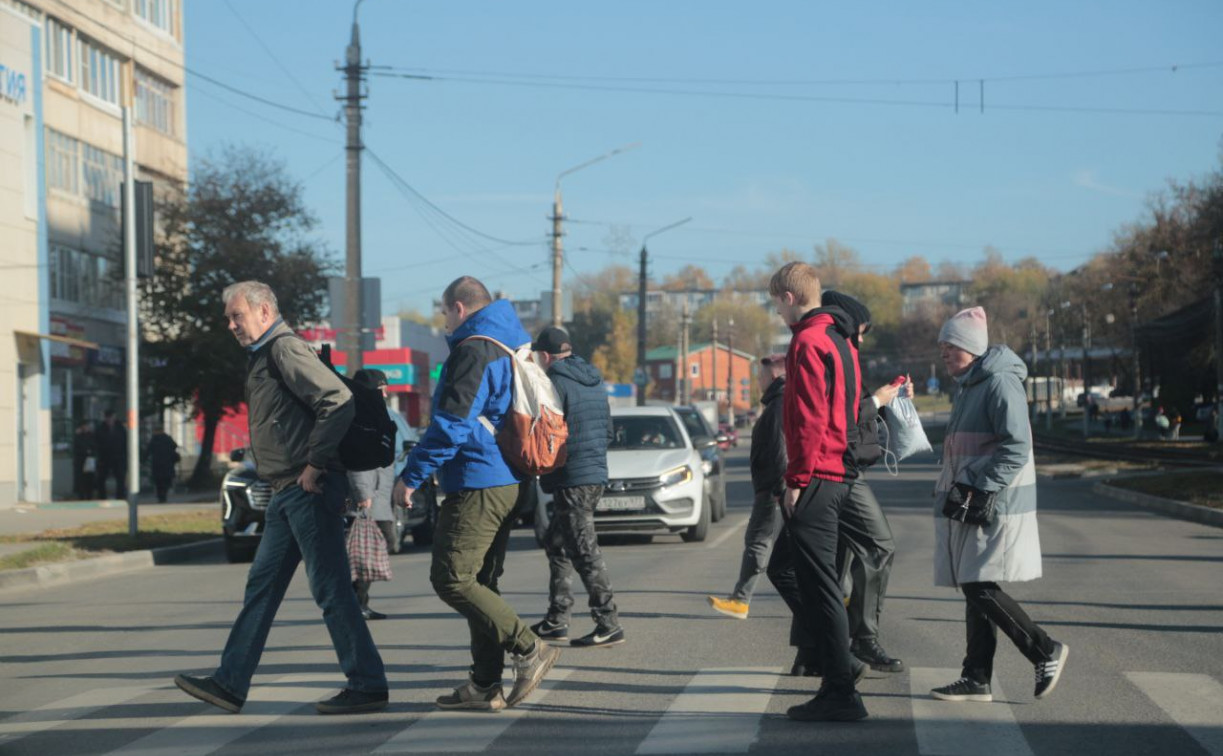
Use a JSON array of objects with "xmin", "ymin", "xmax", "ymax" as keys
[
  {"xmin": 960, "ymin": 581, "xmax": 1055, "ymax": 684},
  {"xmin": 766, "ymin": 480, "xmax": 856, "ymax": 694},
  {"xmin": 836, "ymin": 480, "xmax": 896, "ymax": 644},
  {"xmin": 543, "ymin": 484, "xmax": 619, "ymax": 628}
]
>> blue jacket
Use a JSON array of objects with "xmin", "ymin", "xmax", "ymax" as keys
[
  {"xmin": 540, "ymin": 355, "xmax": 611, "ymax": 491},
  {"xmin": 401, "ymin": 299, "xmax": 530, "ymax": 493}
]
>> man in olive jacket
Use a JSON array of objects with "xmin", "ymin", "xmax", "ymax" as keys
[{"xmin": 174, "ymin": 281, "xmax": 388, "ymax": 716}]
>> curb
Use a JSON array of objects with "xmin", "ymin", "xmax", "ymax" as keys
[
  {"xmin": 1092, "ymin": 481, "xmax": 1223, "ymax": 529},
  {"xmin": 0, "ymin": 538, "xmax": 225, "ymax": 594}
]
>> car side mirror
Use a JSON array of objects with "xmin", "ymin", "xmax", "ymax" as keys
[
  {"xmin": 229, "ymin": 448, "xmax": 245, "ymax": 463},
  {"xmin": 693, "ymin": 435, "xmax": 716, "ymax": 449},
  {"xmin": 715, "ymin": 434, "xmax": 730, "ymax": 445}
]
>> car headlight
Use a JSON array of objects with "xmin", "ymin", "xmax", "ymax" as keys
[
  {"xmin": 701, "ymin": 460, "xmax": 714, "ymax": 476},
  {"xmin": 659, "ymin": 465, "xmax": 694, "ymax": 488}
]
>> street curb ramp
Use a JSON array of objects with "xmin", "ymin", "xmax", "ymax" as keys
[
  {"xmin": 1093, "ymin": 480, "xmax": 1223, "ymax": 529},
  {"xmin": 0, "ymin": 538, "xmax": 225, "ymax": 594}
]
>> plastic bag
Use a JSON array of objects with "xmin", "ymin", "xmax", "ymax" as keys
[
  {"xmin": 881, "ymin": 394, "xmax": 933, "ymax": 463},
  {"xmin": 347, "ymin": 513, "xmax": 392, "ymax": 583}
]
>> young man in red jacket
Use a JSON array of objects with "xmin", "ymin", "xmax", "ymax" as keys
[{"xmin": 769, "ymin": 261, "xmax": 867, "ymax": 722}]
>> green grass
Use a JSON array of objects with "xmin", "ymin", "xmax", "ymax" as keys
[
  {"xmin": 911, "ymin": 394, "xmax": 952, "ymax": 414},
  {"xmin": 1108, "ymin": 471, "xmax": 1223, "ymax": 510},
  {"xmin": 0, "ymin": 542, "xmax": 75, "ymax": 571}
]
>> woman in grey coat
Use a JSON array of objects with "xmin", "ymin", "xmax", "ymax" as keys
[
  {"xmin": 348, "ymin": 370, "xmax": 398, "ymax": 621},
  {"xmin": 931, "ymin": 307, "xmax": 1068, "ymax": 703}
]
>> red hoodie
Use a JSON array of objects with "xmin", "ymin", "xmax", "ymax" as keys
[{"xmin": 783, "ymin": 309, "xmax": 861, "ymax": 488}]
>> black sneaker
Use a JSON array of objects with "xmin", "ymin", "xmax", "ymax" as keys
[
  {"xmin": 852, "ymin": 639, "xmax": 905, "ymax": 673},
  {"xmin": 506, "ymin": 642, "xmax": 561, "ymax": 707},
  {"xmin": 571, "ymin": 626, "xmax": 625, "ymax": 648},
  {"xmin": 852, "ymin": 659, "xmax": 868, "ymax": 685},
  {"xmin": 362, "ymin": 607, "xmax": 388, "ymax": 621},
  {"xmin": 931, "ymin": 677, "xmax": 993, "ymax": 702},
  {"xmin": 1034, "ymin": 641, "xmax": 1069, "ymax": 699},
  {"xmin": 531, "ymin": 618, "xmax": 570, "ymax": 643},
  {"xmin": 315, "ymin": 688, "xmax": 389, "ymax": 714},
  {"xmin": 174, "ymin": 674, "xmax": 244, "ymax": 713},
  {"xmin": 787, "ymin": 690, "xmax": 868, "ymax": 722}
]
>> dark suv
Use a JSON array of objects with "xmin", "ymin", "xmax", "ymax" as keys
[
  {"xmin": 665, "ymin": 405, "xmax": 728, "ymax": 522},
  {"xmin": 220, "ymin": 448, "xmax": 439, "ymax": 563}
]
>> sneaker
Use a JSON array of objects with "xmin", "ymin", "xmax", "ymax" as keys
[
  {"xmin": 787, "ymin": 690, "xmax": 868, "ymax": 722},
  {"xmin": 315, "ymin": 688, "xmax": 389, "ymax": 715},
  {"xmin": 436, "ymin": 676, "xmax": 507, "ymax": 712},
  {"xmin": 852, "ymin": 639, "xmax": 905, "ymax": 673},
  {"xmin": 571, "ymin": 626, "xmax": 626, "ymax": 648},
  {"xmin": 852, "ymin": 659, "xmax": 868, "ymax": 685},
  {"xmin": 506, "ymin": 642, "xmax": 561, "ymax": 707},
  {"xmin": 174, "ymin": 674, "xmax": 244, "ymax": 713},
  {"xmin": 362, "ymin": 607, "xmax": 388, "ymax": 621},
  {"xmin": 1034, "ymin": 641, "xmax": 1069, "ymax": 699},
  {"xmin": 531, "ymin": 618, "xmax": 570, "ymax": 643},
  {"xmin": 707, "ymin": 596, "xmax": 749, "ymax": 619},
  {"xmin": 931, "ymin": 677, "xmax": 993, "ymax": 702}
]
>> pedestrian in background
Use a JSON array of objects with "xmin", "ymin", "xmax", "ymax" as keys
[
  {"xmin": 143, "ymin": 426, "xmax": 180, "ymax": 503},
  {"xmin": 95, "ymin": 410, "xmax": 127, "ymax": 499},
  {"xmin": 73, "ymin": 420, "xmax": 97, "ymax": 500},
  {"xmin": 530, "ymin": 326, "xmax": 624, "ymax": 648},
  {"xmin": 707, "ymin": 353, "xmax": 786, "ymax": 620},
  {"xmin": 347, "ymin": 368, "xmax": 398, "ymax": 621},
  {"xmin": 174, "ymin": 280, "xmax": 388, "ymax": 716},
  {"xmin": 930, "ymin": 306, "xmax": 1068, "ymax": 703},
  {"xmin": 394, "ymin": 276, "xmax": 560, "ymax": 712}
]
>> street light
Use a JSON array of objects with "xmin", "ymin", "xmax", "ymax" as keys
[
  {"xmin": 635, "ymin": 217, "xmax": 692, "ymax": 405},
  {"xmin": 550, "ymin": 143, "xmax": 640, "ymax": 327}
]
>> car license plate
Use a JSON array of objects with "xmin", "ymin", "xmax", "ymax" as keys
[{"xmin": 598, "ymin": 496, "xmax": 645, "ymax": 512}]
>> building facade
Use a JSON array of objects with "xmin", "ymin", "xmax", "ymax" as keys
[{"xmin": 645, "ymin": 342, "xmax": 755, "ymax": 416}]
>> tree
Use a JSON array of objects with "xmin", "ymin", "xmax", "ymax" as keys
[
  {"xmin": 894, "ymin": 255, "xmax": 933, "ymax": 283},
  {"xmin": 811, "ymin": 238, "xmax": 862, "ymax": 287},
  {"xmin": 141, "ymin": 146, "xmax": 334, "ymax": 487},
  {"xmin": 661, "ymin": 264, "xmax": 715, "ymax": 291}
]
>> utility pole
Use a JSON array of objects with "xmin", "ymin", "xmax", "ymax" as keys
[
  {"xmin": 1082, "ymin": 303, "xmax": 1091, "ymax": 438},
  {"xmin": 122, "ymin": 106, "xmax": 140, "ymax": 537},
  {"xmin": 337, "ymin": 2, "xmax": 368, "ymax": 371},
  {"xmin": 1029, "ymin": 320, "xmax": 1039, "ymax": 424},
  {"xmin": 680, "ymin": 300, "xmax": 692, "ymax": 404},
  {"xmin": 726, "ymin": 316, "xmax": 736, "ymax": 428},
  {"xmin": 711, "ymin": 318, "xmax": 719, "ymax": 403},
  {"xmin": 636, "ymin": 245, "xmax": 648, "ymax": 405},
  {"xmin": 1214, "ymin": 241, "xmax": 1223, "ymax": 441},
  {"xmin": 1130, "ymin": 283, "xmax": 1142, "ymax": 440},
  {"xmin": 1045, "ymin": 310, "xmax": 1053, "ymax": 431},
  {"xmin": 550, "ymin": 191, "xmax": 564, "ymax": 327}
]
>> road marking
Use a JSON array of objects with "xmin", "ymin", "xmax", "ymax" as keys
[
  {"xmin": 635, "ymin": 667, "xmax": 781, "ymax": 754},
  {"xmin": 909, "ymin": 667, "xmax": 1034, "ymax": 756},
  {"xmin": 0, "ymin": 684, "xmax": 159, "ymax": 745},
  {"xmin": 374, "ymin": 667, "xmax": 573, "ymax": 754},
  {"xmin": 100, "ymin": 674, "xmax": 334, "ymax": 756},
  {"xmin": 1127, "ymin": 672, "xmax": 1223, "ymax": 756},
  {"xmin": 706, "ymin": 515, "xmax": 749, "ymax": 550}
]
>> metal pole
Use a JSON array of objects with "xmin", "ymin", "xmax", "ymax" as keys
[
  {"xmin": 122, "ymin": 107, "xmax": 139, "ymax": 536},
  {"xmin": 1130, "ymin": 283, "xmax": 1142, "ymax": 440},
  {"xmin": 1214, "ymin": 242, "xmax": 1223, "ymax": 441},
  {"xmin": 340, "ymin": 7, "xmax": 366, "ymax": 371},
  {"xmin": 551, "ymin": 191, "xmax": 564, "ymax": 327},
  {"xmin": 636, "ymin": 245, "xmax": 648, "ymax": 405},
  {"xmin": 1029, "ymin": 320, "xmax": 1038, "ymax": 424},
  {"xmin": 726, "ymin": 316, "xmax": 735, "ymax": 428},
  {"xmin": 681, "ymin": 300, "xmax": 691, "ymax": 404},
  {"xmin": 711, "ymin": 318, "xmax": 719, "ymax": 403},
  {"xmin": 1082, "ymin": 304, "xmax": 1091, "ymax": 438},
  {"xmin": 1045, "ymin": 311, "xmax": 1053, "ymax": 431}
]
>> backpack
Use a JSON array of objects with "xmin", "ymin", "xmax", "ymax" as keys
[
  {"xmin": 462, "ymin": 336, "xmax": 569, "ymax": 476},
  {"xmin": 266, "ymin": 336, "xmax": 396, "ymax": 472}
]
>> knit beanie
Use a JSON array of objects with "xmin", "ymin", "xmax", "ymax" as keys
[
  {"xmin": 820, "ymin": 290, "xmax": 872, "ymax": 334},
  {"xmin": 939, "ymin": 307, "xmax": 988, "ymax": 356}
]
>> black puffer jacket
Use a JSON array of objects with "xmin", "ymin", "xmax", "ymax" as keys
[
  {"xmin": 750, "ymin": 376, "xmax": 787, "ymax": 496},
  {"xmin": 540, "ymin": 355, "xmax": 611, "ymax": 491}
]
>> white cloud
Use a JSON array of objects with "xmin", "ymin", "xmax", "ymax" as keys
[{"xmin": 1071, "ymin": 169, "xmax": 1140, "ymax": 199}]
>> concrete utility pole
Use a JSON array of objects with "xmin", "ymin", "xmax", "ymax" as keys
[
  {"xmin": 337, "ymin": 2, "xmax": 368, "ymax": 371},
  {"xmin": 726, "ymin": 316, "xmax": 735, "ymax": 428},
  {"xmin": 634, "ymin": 217, "xmax": 690, "ymax": 404},
  {"xmin": 711, "ymin": 318, "xmax": 719, "ymax": 403},
  {"xmin": 122, "ymin": 106, "xmax": 140, "ymax": 537},
  {"xmin": 680, "ymin": 300, "xmax": 692, "ymax": 404}
]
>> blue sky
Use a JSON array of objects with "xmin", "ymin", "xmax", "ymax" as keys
[{"xmin": 184, "ymin": 1, "xmax": 1223, "ymax": 316}]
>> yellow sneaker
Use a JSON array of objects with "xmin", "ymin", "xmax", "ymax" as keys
[{"xmin": 708, "ymin": 596, "xmax": 749, "ymax": 619}]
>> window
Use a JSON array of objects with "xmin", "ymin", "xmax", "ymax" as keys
[
  {"xmin": 79, "ymin": 37, "xmax": 120, "ymax": 106},
  {"xmin": 49, "ymin": 245, "xmax": 122, "ymax": 309},
  {"xmin": 690, "ymin": 363, "xmax": 700, "ymax": 377},
  {"xmin": 659, "ymin": 363, "xmax": 673, "ymax": 379},
  {"xmin": 135, "ymin": 68, "xmax": 175, "ymax": 134},
  {"xmin": 81, "ymin": 142, "xmax": 124, "ymax": 206},
  {"xmin": 134, "ymin": 0, "xmax": 175, "ymax": 35},
  {"xmin": 45, "ymin": 17, "xmax": 74, "ymax": 83},
  {"xmin": 46, "ymin": 129, "xmax": 79, "ymax": 194}
]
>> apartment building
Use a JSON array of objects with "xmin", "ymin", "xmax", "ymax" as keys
[{"xmin": 0, "ymin": 0, "xmax": 186, "ymax": 505}]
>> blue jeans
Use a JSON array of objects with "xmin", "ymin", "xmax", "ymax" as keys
[{"xmin": 214, "ymin": 472, "xmax": 387, "ymax": 699}]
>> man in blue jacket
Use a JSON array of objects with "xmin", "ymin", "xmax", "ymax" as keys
[
  {"xmin": 528, "ymin": 327, "xmax": 624, "ymax": 649},
  {"xmin": 394, "ymin": 276, "xmax": 560, "ymax": 712}
]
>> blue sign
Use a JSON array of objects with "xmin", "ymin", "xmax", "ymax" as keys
[{"xmin": 605, "ymin": 383, "xmax": 634, "ymax": 398}]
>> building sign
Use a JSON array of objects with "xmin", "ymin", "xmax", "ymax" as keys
[
  {"xmin": 0, "ymin": 60, "xmax": 27, "ymax": 107},
  {"xmin": 49, "ymin": 316, "xmax": 88, "ymax": 366}
]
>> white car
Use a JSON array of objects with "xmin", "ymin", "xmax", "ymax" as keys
[{"xmin": 532, "ymin": 405, "xmax": 714, "ymax": 544}]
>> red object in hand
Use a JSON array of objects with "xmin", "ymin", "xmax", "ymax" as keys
[{"xmin": 890, "ymin": 375, "xmax": 907, "ymax": 387}]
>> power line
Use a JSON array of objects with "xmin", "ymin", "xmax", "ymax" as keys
[
  {"xmin": 222, "ymin": 0, "xmax": 335, "ymax": 119},
  {"xmin": 188, "ymin": 80, "xmax": 340, "ymax": 144}
]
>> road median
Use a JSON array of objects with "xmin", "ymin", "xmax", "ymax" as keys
[{"xmin": 1093, "ymin": 469, "xmax": 1223, "ymax": 529}]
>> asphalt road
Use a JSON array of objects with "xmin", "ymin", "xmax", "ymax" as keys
[{"xmin": 1, "ymin": 447, "xmax": 1221, "ymax": 756}]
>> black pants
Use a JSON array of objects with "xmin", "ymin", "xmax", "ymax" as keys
[
  {"xmin": 961, "ymin": 581, "xmax": 1055, "ymax": 684},
  {"xmin": 96, "ymin": 460, "xmax": 126, "ymax": 499},
  {"xmin": 543, "ymin": 484, "xmax": 619, "ymax": 628},
  {"xmin": 766, "ymin": 480, "xmax": 855, "ymax": 695},
  {"xmin": 353, "ymin": 520, "xmax": 396, "ymax": 610},
  {"xmin": 836, "ymin": 480, "xmax": 896, "ymax": 644}
]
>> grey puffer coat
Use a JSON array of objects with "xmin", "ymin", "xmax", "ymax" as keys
[{"xmin": 934, "ymin": 345, "xmax": 1042, "ymax": 587}]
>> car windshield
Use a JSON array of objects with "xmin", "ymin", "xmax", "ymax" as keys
[
  {"xmin": 675, "ymin": 409, "xmax": 709, "ymax": 441},
  {"xmin": 611, "ymin": 416, "xmax": 685, "ymax": 450}
]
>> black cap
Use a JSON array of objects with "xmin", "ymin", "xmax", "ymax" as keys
[
  {"xmin": 532, "ymin": 326, "xmax": 572, "ymax": 355},
  {"xmin": 352, "ymin": 368, "xmax": 388, "ymax": 389},
  {"xmin": 821, "ymin": 290, "xmax": 872, "ymax": 334}
]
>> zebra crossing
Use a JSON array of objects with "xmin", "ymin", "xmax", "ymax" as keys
[{"xmin": 2, "ymin": 665, "xmax": 1221, "ymax": 756}]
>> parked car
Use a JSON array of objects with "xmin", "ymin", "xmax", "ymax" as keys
[
  {"xmin": 220, "ymin": 447, "xmax": 439, "ymax": 563},
  {"xmin": 673, "ymin": 405, "xmax": 729, "ymax": 522},
  {"xmin": 532, "ymin": 405, "xmax": 717, "ymax": 546}
]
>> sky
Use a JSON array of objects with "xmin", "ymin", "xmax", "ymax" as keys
[{"xmin": 184, "ymin": 1, "xmax": 1223, "ymax": 317}]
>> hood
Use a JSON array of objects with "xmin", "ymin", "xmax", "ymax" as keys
[
  {"xmin": 549, "ymin": 354, "xmax": 603, "ymax": 387},
  {"xmin": 608, "ymin": 448, "xmax": 695, "ymax": 479},
  {"xmin": 818, "ymin": 306, "xmax": 858, "ymax": 342},
  {"xmin": 790, "ymin": 307, "xmax": 855, "ymax": 341},
  {"xmin": 446, "ymin": 299, "xmax": 531, "ymax": 351},
  {"xmin": 761, "ymin": 375, "xmax": 785, "ymax": 406},
  {"xmin": 962, "ymin": 344, "xmax": 1028, "ymax": 386}
]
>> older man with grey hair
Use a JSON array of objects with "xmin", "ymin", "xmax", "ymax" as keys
[{"xmin": 174, "ymin": 280, "xmax": 389, "ymax": 716}]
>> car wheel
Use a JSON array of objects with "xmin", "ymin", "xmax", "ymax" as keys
[
  {"xmin": 224, "ymin": 535, "xmax": 257, "ymax": 563},
  {"xmin": 715, "ymin": 477, "xmax": 728, "ymax": 521},
  {"xmin": 705, "ymin": 480, "xmax": 723, "ymax": 523},
  {"xmin": 681, "ymin": 495, "xmax": 711, "ymax": 542}
]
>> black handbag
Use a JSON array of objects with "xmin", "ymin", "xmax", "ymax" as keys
[{"xmin": 942, "ymin": 482, "xmax": 997, "ymax": 527}]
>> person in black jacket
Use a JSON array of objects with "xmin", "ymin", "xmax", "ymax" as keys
[
  {"xmin": 143, "ymin": 427, "xmax": 180, "ymax": 503},
  {"xmin": 95, "ymin": 410, "xmax": 127, "ymax": 499},
  {"xmin": 707, "ymin": 354, "xmax": 787, "ymax": 619},
  {"xmin": 529, "ymin": 326, "xmax": 624, "ymax": 649}
]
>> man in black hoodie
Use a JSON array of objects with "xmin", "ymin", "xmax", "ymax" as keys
[{"xmin": 529, "ymin": 327, "xmax": 624, "ymax": 648}]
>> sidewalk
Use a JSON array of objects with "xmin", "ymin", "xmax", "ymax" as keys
[{"xmin": 1, "ymin": 489, "xmax": 216, "ymax": 538}]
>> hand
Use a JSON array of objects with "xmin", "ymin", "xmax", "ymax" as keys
[
  {"xmin": 297, "ymin": 464, "xmax": 325, "ymax": 494},
  {"xmin": 873, "ymin": 382, "xmax": 901, "ymax": 407},
  {"xmin": 781, "ymin": 487, "xmax": 800, "ymax": 518},
  {"xmin": 356, "ymin": 498, "xmax": 372, "ymax": 510},
  {"xmin": 392, "ymin": 479, "xmax": 416, "ymax": 509}
]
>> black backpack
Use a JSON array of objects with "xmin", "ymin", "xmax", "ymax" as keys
[{"xmin": 266, "ymin": 336, "xmax": 396, "ymax": 472}]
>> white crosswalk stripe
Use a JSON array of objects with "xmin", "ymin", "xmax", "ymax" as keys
[
  {"xmin": 1126, "ymin": 672, "xmax": 1223, "ymax": 756},
  {"xmin": 373, "ymin": 668, "xmax": 574, "ymax": 754},
  {"xmin": 634, "ymin": 667, "xmax": 781, "ymax": 755},
  {"xmin": 909, "ymin": 667, "xmax": 1034, "ymax": 756},
  {"xmin": 0, "ymin": 684, "xmax": 159, "ymax": 746}
]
